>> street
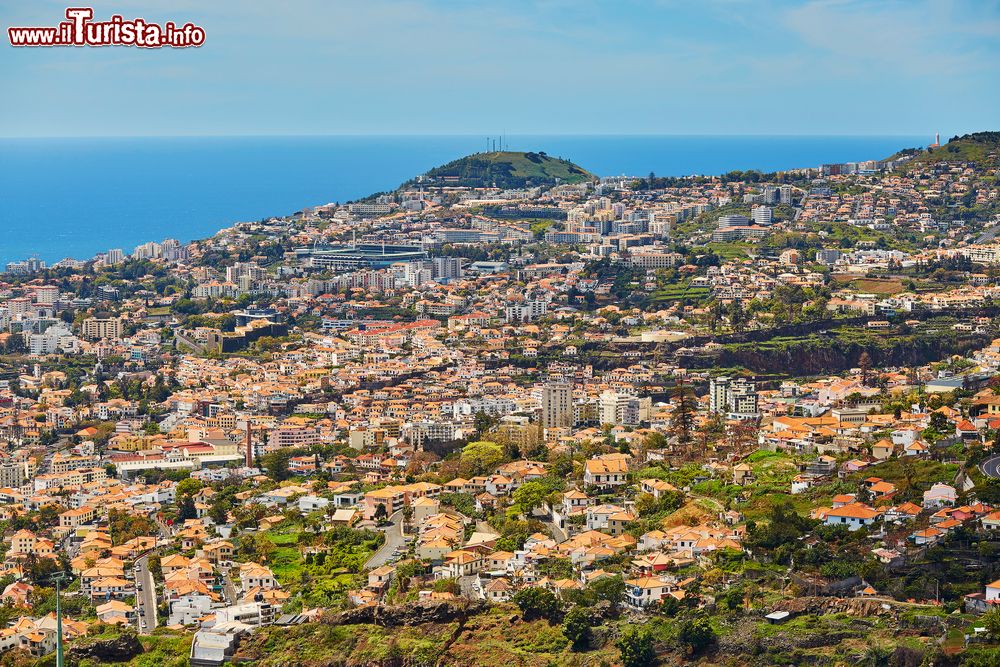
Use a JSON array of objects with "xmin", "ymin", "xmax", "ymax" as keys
[
  {"xmin": 363, "ymin": 510, "xmax": 404, "ymax": 569},
  {"xmin": 980, "ymin": 455, "xmax": 1000, "ymax": 479},
  {"xmin": 134, "ymin": 554, "xmax": 158, "ymax": 635}
]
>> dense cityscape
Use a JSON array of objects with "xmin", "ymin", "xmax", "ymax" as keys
[{"xmin": 1, "ymin": 133, "xmax": 1000, "ymax": 666}]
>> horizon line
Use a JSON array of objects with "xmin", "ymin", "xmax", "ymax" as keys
[{"xmin": 0, "ymin": 132, "xmax": 937, "ymax": 141}]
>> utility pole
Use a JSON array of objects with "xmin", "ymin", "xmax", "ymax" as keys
[{"xmin": 48, "ymin": 571, "xmax": 71, "ymax": 667}]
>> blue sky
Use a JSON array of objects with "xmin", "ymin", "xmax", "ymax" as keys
[{"xmin": 1, "ymin": 0, "xmax": 997, "ymax": 137}]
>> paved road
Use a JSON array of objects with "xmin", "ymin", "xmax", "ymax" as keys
[
  {"xmin": 976, "ymin": 224, "xmax": 1000, "ymax": 244},
  {"xmin": 364, "ymin": 511, "xmax": 404, "ymax": 569},
  {"xmin": 134, "ymin": 554, "xmax": 158, "ymax": 635},
  {"xmin": 222, "ymin": 567, "xmax": 238, "ymax": 605},
  {"xmin": 981, "ymin": 455, "xmax": 1000, "ymax": 479}
]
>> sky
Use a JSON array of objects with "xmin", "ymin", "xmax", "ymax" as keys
[{"xmin": 0, "ymin": 0, "xmax": 998, "ymax": 137}]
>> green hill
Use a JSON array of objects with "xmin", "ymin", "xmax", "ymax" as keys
[
  {"xmin": 892, "ymin": 131, "xmax": 1000, "ymax": 169},
  {"xmin": 408, "ymin": 151, "xmax": 594, "ymax": 189}
]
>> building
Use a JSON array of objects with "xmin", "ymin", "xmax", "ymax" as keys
[
  {"xmin": 709, "ymin": 376, "xmax": 759, "ymax": 419},
  {"xmin": 598, "ymin": 390, "xmax": 651, "ymax": 426},
  {"xmin": 751, "ymin": 206, "xmax": 773, "ymax": 226},
  {"xmin": 541, "ymin": 383, "xmax": 573, "ymax": 430},
  {"xmin": 81, "ymin": 317, "xmax": 124, "ymax": 341},
  {"xmin": 505, "ymin": 300, "xmax": 548, "ymax": 323}
]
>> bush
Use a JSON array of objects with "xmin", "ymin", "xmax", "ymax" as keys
[
  {"xmin": 562, "ymin": 607, "xmax": 591, "ymax": 650},
  {"xmin": 676, "ymin": 615, "xmax": 715, "ymax": 655},
  {"xmin": 617, "ymin": 626, "xmax": 655, "ymax": 667},
  {"xmin": 512, "ymin": 587, "xmax": 562, "ymax": 622}
]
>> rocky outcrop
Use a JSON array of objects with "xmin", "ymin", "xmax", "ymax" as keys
[
  {"xmin": 68, "ymin": 633, "xmax": 144, "ymax": 662},
  {"xmin": 770, "ymin": 596, "xmax": 898, "ymax": 617},
  {"xmin": 323, "ymin": 599, "xmax": 489, "ymax": 627}
]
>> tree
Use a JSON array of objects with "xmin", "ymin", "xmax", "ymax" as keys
[
  {"xmin": 512, "ymin": 587, "xmax": 562, "ymax": 622},
  {"xmin": 617, "ymin": 626, "xmax": 655, "ymax": 667},
  {"xmin": 373, "ymin": 503, "xmax": 388, "ymax": 523},
  {"xmin": 176, "ymin": 478, "xmax": 202, "ymax": 498},
  {"xmin": 671, "ymin": 380, "xmax": 695, "ymax": 450},
  {"xmin": 238, "ymin": 532, "xmax": 277, "ymax": 563},
  {"xmin": 928, "ymin": 411, "xmax": 949, "ymax": 433},
  {"xmin": 589, "ymin": 575, "xmax": 626, "ymax": 610},
  {"xmin": 177, "ymin": 494, "xmax": 198, "ymax": 521},
  {"xmin": 460, "ymin": 440, "xmax": 505, "ymax": 477},
  {"xmin": 562, "ymin": 606, "xmax": 592, "ymax": 650},
  {"xmin": 512, "ymin": 481, "xmax": 549, "ymax": 515},
  {"xmin": 859, "ymin": 351, "xmax": 872, "ymax": 386},
  {"xmin": 473, "ymin": 410, "xmax": 498, "ymax": 438},
  {"xmin": 982, "ymin": 607, "xmax": 1000, "ymax": 639},
  {"xmin": 261, "ymin": 448, "xmax": 294, "ymax": 481},
  {"xmin": 208, "ymin": 500, "xmax": 231, "ymax": 526},
  {"xmin": 676, "ymin": 615, "xmax": 715, "ymax": 655}
]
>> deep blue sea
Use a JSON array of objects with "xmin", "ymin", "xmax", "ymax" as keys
[{"xmin": 0, "ymin": 135, "xmax": 925, "ymax": 265}]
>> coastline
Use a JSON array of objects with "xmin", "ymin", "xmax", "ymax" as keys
[{"xmin": 0, "ymin": 134, "xmax": 925, "ymax": 267}]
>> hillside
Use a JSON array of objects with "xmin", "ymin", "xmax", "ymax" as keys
[
  {"xmin": 893, "ymin": 131, "xmax": 1000, "ymax": 169},
  {"xmin": 407, "ymin": 151, "xmax": 594, "ymax": 189}
]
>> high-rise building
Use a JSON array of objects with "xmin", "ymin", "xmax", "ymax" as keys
[
  {"xmin": 432, "ymin": 256, "xmax": 463, "ymax": 282},
  {"xmin": 81, "ymin": 317, "xmax": 123, "ymax": 341},
  {"xmin": 541, "ymin": 383, "xmax": 573, "ymax": 430},
  {"xmin": 779, "ymin": 185, "xmax": 794, "ymax": 204},
  {"xmin": 32, "ymin": 285, "xmax": 59, "ymax": 305},
  {"xmin": 709, "ymin": 377, "xmax": 759, "ymax": 419},
  {"xmin": 718, "ymin": 214, "xmax": 750, "ymax": 228},
  {"xmin": 751, "ymin": 206, "xmax": 773, "ymax": 226},
  {"xmin": 598, "ymin": 390, "xmax": 651, "ymax": 426},
  {"xmin": 106, "ymin": 249, "xmax": 125, "ymax": 265}
]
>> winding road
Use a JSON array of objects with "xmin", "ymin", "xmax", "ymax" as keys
[
  {"xmin": 364, "ymin": 510, "xmax": 404, "ymax": 569},
  {"xmin": 980, "ymin": 455, "xmax": 1000, "ymax": 479}
]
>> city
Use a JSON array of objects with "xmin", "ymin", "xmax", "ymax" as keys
[{"xmin": 0, "ymin": 133, "xmax": 999, "ymax": 665}]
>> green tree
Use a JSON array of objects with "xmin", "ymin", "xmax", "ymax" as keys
[
  {"xmin": 617, "ymin": 626, "xmax": 655, "ymax": 667},
  {"xmin": 460, "ymin": 440, "xmax": 505, "ymax": 477},
  {"xmin": 512, "ymin": 481, "xmax": 549, "ymax": 515},
  {"xmin": 261, "ymin": 448, "xmax": 294, "ymax": 481},
  {"xmin": 589, "ymin": 575, "xmax": 626, "ymax": 610},
  {"xmin": 676, "ymin": 615, "xmax": 715, "ymax": 655},
  {"xmin": 512, "ymin": 587, "xmax": 562, "ymax": 622},
  {"xmin": 177, "ymin": 494, "xmax": 198, "ymax": 521},
  {"xmin": 562, "ymin": 606, "xmax": 592, "ymax": 650}
]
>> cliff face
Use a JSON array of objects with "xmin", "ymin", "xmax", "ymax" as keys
[
  {"xmin": 324, "ymin": 599, "xmax": 489, "ymax": 627},
  {"xmin": 67, "ymin": 633, "xmax": 144, "ymax": 662}
]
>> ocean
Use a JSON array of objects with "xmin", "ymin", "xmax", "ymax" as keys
[{"xmin": 0, "ymin": 134, "xmax": 925, "ymax": 265}]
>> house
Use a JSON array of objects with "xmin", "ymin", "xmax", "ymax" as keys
[
  {"xmin": 987, "ymin": 578, "xmax": 1000, "ymax": 602},
  {"xmin": 640, "ymin": 479, "xmax": 678, "ymax": 499},
  {"xmin": 240, "ymin": 563, "xmax": 278, "ymax": 591},
  {"xmin": 871, "ymin": 439, "xmax": 894, "ymax": 460},
  {"xmin": 583, "ymin": 457, "xmax": 628, "ymax": 490},
  {"xmin": 484, "ymin": 577, "xmax": 513, "ymax": 602},
  {"xmin": 203, "ymin": 540, "xmax": 235, "ymax": 565},
  {"xmin": 911, "ymin": 527, "xmax": 944, "ymax": 546},
  {"xmin": 625, "ymin": 576, "xmax": 671, "ymax": 608},
  {"xmin": 95, "ymin": 600, "xmax": 136, "ymax": 625},
  {"xmin": 733, "ymin": 463, "xmax": 754, "ymax": 485},
  {"xmin": 955, "ymin": 419, "xmax": 980, "ymax": 441},
  {"xmin": 0, "ymin": 581, "xmax": 33, "ymax": 607},
  {"xmin": 923, "ymin": 483, "xmax": 957, "ymax": 509},
  {"xmin": 981, "ymin": 510, "xmax": 1000, "ymax": 530},
  {"xmin": 367, "ymin": 566, "xmax": 395, "ymax": 591},
  {"xmin": 821, "ymin": 503, "xmax": 881, "ymax": 531},
  {"xmin": 90, "ymin": 577, "xmax": 133, "ymax": 600},
  {"xmin": 884, "ymin": 502, "xmax": 921, "ymax": 523},
  {"xmin": 437, "ymin": 550, "xmax": 483, "ymax": 578}
]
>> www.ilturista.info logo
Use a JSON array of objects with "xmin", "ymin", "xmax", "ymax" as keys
[{"xmin": 7, "ymin": 7, "xmax": 205, "ymax": 48}]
